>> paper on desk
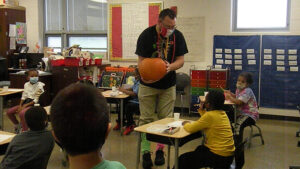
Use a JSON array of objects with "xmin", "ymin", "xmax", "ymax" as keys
[
  {"xmin": 147, "ymin": 124, "xmax": 169, "ymax": 133},
  {"xmin": 167, "ymin": 121, "xmax": 183, "ymax": 128},
  {"xmin": 0, "ymin": 134, "xmax": 14, "ymax": 143}
]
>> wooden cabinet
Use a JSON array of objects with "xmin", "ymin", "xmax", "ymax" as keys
[{"xmin": 0, "ymin": 6, "xmax": 26, "ymax": 69}]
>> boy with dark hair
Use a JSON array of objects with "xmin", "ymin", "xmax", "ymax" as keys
[
  {"xmin": 0, "ymin": 106, "xmax": 54, "ymax": 169},
  {"xmin": 50, "ymin": 83, "xmax": 126, "ymax": 169},
  {"xmin": 178, "ymin": 90, "xmax": 235, "ymax": 169},
  {"xmin": 6, "ymin": 69, "xmax": 45, "ymax": 133}
]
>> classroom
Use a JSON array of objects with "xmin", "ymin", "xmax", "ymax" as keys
[{"xmin": 0, "ymin": 0, "xmax": 299, "ymax": 169}]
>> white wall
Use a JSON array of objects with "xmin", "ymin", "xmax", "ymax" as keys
[{"xmin": 24, "ymin": 0, "xmax": 300, "ymax": 117}]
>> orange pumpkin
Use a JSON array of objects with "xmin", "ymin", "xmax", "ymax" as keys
[{"xmin": 139, "ymin": 58, "xmax": 167, "ymax": 81}]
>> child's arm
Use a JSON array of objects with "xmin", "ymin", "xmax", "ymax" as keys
[
  {"xmin": 183, "ymin": 113, "xmax": 212, "ymax": 133},
  {"xmin": 118, "ymin": 87, "xmax": 136, "ymax": 97},
  {"xmin": 227, "ymin": 95, "xmax": 244, "ymax": 106}
]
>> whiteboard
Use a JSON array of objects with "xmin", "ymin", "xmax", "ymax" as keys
[{"xmin": 176, "ymin": 17, "xmax": 205, "ymax": 61}]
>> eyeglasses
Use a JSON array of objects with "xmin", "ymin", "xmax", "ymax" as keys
[{"xmin": 162, "ymin": 23, "xmax": 177, "ymax": 30}]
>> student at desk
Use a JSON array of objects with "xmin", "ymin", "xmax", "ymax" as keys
[
  {"xmin": 179, "ymin": 90, "xmax": 235, "ymax": 169},
  {"xmin": 116, "ymin": 68, "xmax": 140, "ymax": 135}
]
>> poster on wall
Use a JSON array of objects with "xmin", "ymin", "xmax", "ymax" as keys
[{"xmin": 16, "ymin": 22, "xmax": 27, "ymax": 44}]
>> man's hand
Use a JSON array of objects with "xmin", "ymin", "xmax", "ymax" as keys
[{"xmin": 165, "ymin": 60, "xmax": 174, "ymax": 73}]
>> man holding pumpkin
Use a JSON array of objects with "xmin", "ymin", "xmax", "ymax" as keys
[{"xmin": 135, "ymin": 8, "xmax": 188, "ymax": 169}]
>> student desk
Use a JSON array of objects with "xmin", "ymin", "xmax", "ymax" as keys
[
  {"xmin": 134, "ymin": 118, "xmax": 202, "ymax": 169},
  {"xmin": 0, "ymin": 131, "xmax": 15, "ymax": 155},
  {"xmin": 199, "ymin": 96, "xmax": 237, "ymax": 129},
  {"xmin": 0, "ymin": 88, "xmax": 23, "ymax": 130},
  {"xmin": 102, "ymin": 90, "xmax": 129, "ymax": 136}
]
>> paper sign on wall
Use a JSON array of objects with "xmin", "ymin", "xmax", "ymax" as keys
[
  {"xmin": 234, "ymin": 49, "xmax": 242, "ymax": 53},
  {"xmin": 289, "ymin": 61, "xmax": 297, "ymax": 66},
  {"xmin": 235, "ymin": 65, "xmax": 242, "ymax": 70},
  {"xmin": 215, "ymin": 54, "xmax": 222, "ymax": 58},
  {"xmin": 225, "ymin": 49, "xmax": 232, "ymax": 53},
  {"xmin": 264, "ymin": 55, "xmax": 272, "ymax": 60},
  {"xmin": 290, "ymin": 67, "xmax": 298, "ymax": 72},
  {"xmin": 264, "ymin": 49, "xmax": 272, "ymax": 54},
  {"xmin": 216, "ymin": 59, "xmax": 224, "ymax": 64},
  {"xmin": 288, "ymin": 55, "xmax": 297, "ymax": 60},
  {"xmin": 235, "ymin": 60, "xmax": 242, "ymax": 65},
  {"xmin": 247, "ymin": 49, "xmax": 254, "ymax": 53},
  {"xmin": 234, "ymin": 55, "xmax": 242, "ymax": 59},
  {"xmin": 288, "ymin": 49, "xmax": 297, "ymax": 55},
  {"xmin": 276, "ymin": 49, "xmax": 285, "ymax": 54},
  {"xmin": 276, "ymin": 61, "xmax": 285, "ymax": 66},
  {"xmin": 215, "ymin": 48, "xmax": 222, "ymax": 53},
  {"xmin": 264, "ymin": 60, "xmax": 272, "ymax": 65},
  {"xmin": 248, "ymin": 60, "xmax": 256, "ymax": 65},
  {"xmin": 276, "ymin": 55, "xmax": 285, "ymax": 60},
  {"xmin": 277, "ymin": 66, "xmax": 285, "ymax": 71},
  {"xmin": 225, "ymin": 60, "xmax": 232, "ymax": 64},
  {"xmin": 247, "ymin": 54, "xmax": 255, "ymax": 60},
  {"xmin": 225, "ymin": 54, "xmax": 232, "ymax": 59},
  {"xmin": 215, "ymin": 64, "xmax": 222, "ymax": 69}
]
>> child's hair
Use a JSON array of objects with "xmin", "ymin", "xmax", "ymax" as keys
[
  {"xmin": 50, "ymin": 83, "xmax": 109, "ymax": 156},
  {"xmin": 78, "ymin": 79, "xmax": 94, "ymax": 86},
  {"xmin": 206, "ymin": 90, "xmax": 225, "ymax": 110},
  {"xmin": 238, "ymin": 72, "xmax": 253, "ymax": 85},
  {"xmin": 25, "ymin": 69, "xmax": 39, "ymax": 76},
  {"xmin": 25, "ymin": 106, "xmax": 48, "ymax": 131}
]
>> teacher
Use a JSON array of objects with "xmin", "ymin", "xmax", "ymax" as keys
[{"xmin": 135, "ymin": 8, "xmax": 188, "ymax": 169}]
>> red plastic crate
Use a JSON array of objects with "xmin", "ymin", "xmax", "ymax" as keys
[
  {"xmin": 95, "ymin": 59, "xmax": 102, "ymax": 65},
  {"xmin": 209, "ymin": 71, "xmax": 226, "ymax": 80},
  {"xmin": 65, "ymin": 58, "xmax": 84, "ymax": 67},
  {"xmin": 209, "ymin": 84, "xmax": 226, "ymax": 88},
  {"xmin": 51, "ymin": 59, "xmax": 65, "ymax": 66}
]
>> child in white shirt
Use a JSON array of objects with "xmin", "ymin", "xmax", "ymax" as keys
[{"xmin": 6, "ymin": 69, "xmax": 44, "ymax": 133}]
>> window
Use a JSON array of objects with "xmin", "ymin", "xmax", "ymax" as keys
[
  {"xmin": 44, "ymin": 0, "xmax": 107, "ymax": 53},
  {"xmin": 232, "ymin": 0, "xmax": 290, "ymax": 31},
  {"xmin": 46, "ymin": 36, "xmax": 62, "ymax": 53}
]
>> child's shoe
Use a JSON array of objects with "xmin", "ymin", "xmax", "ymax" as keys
[
  {"xmin": 123, "ymin": 125, "xmax": 135, "ymax": 135},
  {"xmin": 113, "ymin": 123, "xmax": 120, "ymax": 130}
]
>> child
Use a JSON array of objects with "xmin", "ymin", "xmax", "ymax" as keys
[
  {"xmin": 179, "ymin": 90, "xmax": 235, "ymax": 169},
  {"xmin": 6, "ymin": 69, "xmax": 45, "ymax": 133},
  {"xmin": 0, "ymin": 106, "xmax": 54, "ymax": 169},
  {"xmin": 116, "ymin": 68, "xmax": 140, "ymax": 135},
  {"xmin": 50, "ymin": 83, "xmax": 126, "ymax": 169},
  {"xmin": 224, "ymin": 72, "xmax": 259, "ymax": 143}
]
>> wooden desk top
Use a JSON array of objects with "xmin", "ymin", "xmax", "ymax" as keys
[
  {"xmin": 199, "ymin": 96, "xmax": 234, "ymax": 105},
  {"xmin": 0, "ymin": 88, "xmax": 23, "ymax": 96},
  {"xmin": 0, "ymin": 131, "xmax": 15, "ymax": 145},
  {"xmin": 134, "ymin": 118, "xmax": 194, "ymax": 139},
  {"xmin": 101, "ymin": 90, "xmax": 129, "ymax": 99}
]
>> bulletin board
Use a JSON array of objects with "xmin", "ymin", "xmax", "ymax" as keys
[
  {"xmin": 213, "ymin": 35, "xmax": 260, "ymax": 100},
  {"xmin": 108, "ymin": 2, "xmax": 163, "ymax": 61},
  {"xmin": 261, "ymin": 35, "xmax": 300, "ymax": 109}
]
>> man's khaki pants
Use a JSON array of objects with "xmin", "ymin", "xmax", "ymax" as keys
[{"xmin": 138, "ymin": 84, "xmax": 176, "ymax": 153}]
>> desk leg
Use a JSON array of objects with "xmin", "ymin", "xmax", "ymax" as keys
[
  {"xmin": 0, "ymin": 96, "xmax": 3, "ymax": 130},
  {"xmin": 120, "ymin": 99, "xmax": 124, "ymax": 136},
  {"xmin": 174, "ymin": 139, "xmax": 179, "ymax": 169},
  {"xmin": 167, "ymin": 145, "xmax": 171, "ymax": 169},
  {"xmin": 136, "ymin": 132, "xmax": 141, "ymax": 169}
]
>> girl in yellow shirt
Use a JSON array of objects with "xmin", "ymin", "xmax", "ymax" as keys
[{"xmin": 178, "ymin": 90, "xmax": 235, "ymax": 169}]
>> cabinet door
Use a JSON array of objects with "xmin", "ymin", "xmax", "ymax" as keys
[{"xmin": 52, "ymin": 67, "xmax": 79, "ymax": 97}]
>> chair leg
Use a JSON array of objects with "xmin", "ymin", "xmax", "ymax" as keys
[
  {"xmin": 254, "ymin": 124, "xmax": 265, "ymax": 145},
  {"xmin": 180, "ymin": 94, "xmax": 184, "ymax": 116}
]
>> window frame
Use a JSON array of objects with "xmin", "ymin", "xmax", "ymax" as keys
[
  {"xmin": 43, "ymin": 0, "xmax": 108, "ymax": 53},
  {"xmin": 232, "ymin": 0, "xmax": 291, "ymax": 32},
  {"xmin": 67, "ymin": 34, "xmax": 107, "ymax": 52}
]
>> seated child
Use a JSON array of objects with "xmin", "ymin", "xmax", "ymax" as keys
[
  {"xmin": 0, "ymin": 106, "xmax": 54, "ymax": 169},
  {"xmin": 178, "ymin": 90, "xmax": 235, "ymax": 169},
  {"xmin": 116, "ymin": 68, "xmax": 140, "ymax": 135},
  {"xmin": 224, "ymin": 72, "xmax": 259, "ymax": 143},
  {"xmin": 6, "ymin": 69, "xmax": 45, "ymax": 133},
  {"xmin": 50, "ymin": 83, "xmax": 126, "ymax": 169}
]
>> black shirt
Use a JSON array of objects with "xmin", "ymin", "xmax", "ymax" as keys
[
  {"xmin": 135, "ymin": 25, "xmax": 188, "ymax": 89},
  {"xmin": 0, "ymin": 130, "xmax": 54, "ymax": 169}
]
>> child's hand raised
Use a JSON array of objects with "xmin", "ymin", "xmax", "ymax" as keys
[{"xmin": 182, "ymin": 121, "xmax": 191, "ymax": 126}]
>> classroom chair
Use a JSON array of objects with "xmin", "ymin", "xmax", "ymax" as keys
[
  {"xmin": 175, "ymin": 72, "xmax": 190, "ymax": 116},
  {"xmin": 246, "ymin": 124, "xmax": 265, "ymax": 148}
]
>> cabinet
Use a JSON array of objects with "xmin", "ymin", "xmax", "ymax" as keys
[{"xmin": 0, "ymin": 6, "xmax": 26, "ymax": 69}]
